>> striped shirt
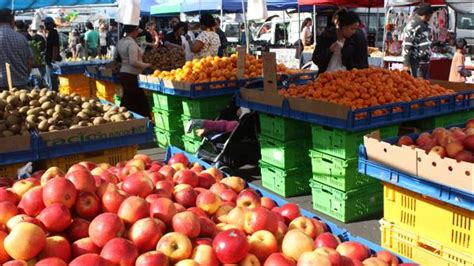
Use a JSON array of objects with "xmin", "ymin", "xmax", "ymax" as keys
[
  {"xmin": 0, "ymin": 25, "xmax": 32, "ymax": 88},
  {"xmin": 402, "ymin": 16, "xmax": 432, "ymax": 66}
]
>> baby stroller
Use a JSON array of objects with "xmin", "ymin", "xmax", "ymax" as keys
[{"xmin": 195, "ymin": 97, "xmax": 261, "ymax": 174}]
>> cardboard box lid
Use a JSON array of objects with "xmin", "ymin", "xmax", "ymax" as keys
[
  {"xmin": 0, "ymin": 134, "xmax": 31, "ymax": 153},
  {"xmin": 39, "ymin": 118, "xmax": 148, "ymax": 147}
]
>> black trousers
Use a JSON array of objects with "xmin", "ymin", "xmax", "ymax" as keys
[{"xmin": 119, "ymin": 72, "xmax": 150, "ymax": 118}]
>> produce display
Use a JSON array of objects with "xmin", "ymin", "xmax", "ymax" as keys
[
  {"xmin": 397, "ymin": 118, "xmax": 474, "ymax": 163},
  {"xmin": 279, "ymin": 68, "xmax": 454, "ymax": 114},
  {"xmin": 151, "ymin": 54, "xmax": 292, "ymax": 83},
  {"xmin": 0, "ymin": 152, "xmax": 409, "ymax": 266},
  {"xmin": 0, "ymin": 88, "xmax": 133, "ymax": 136},
  {"xmin": 144, "ymin": 46, "xmax": 186, "ymax": 71}
]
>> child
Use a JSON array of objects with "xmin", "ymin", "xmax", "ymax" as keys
[{"xmin": 449, "ymin": 38, "xmax": 472, "ymax": 83}]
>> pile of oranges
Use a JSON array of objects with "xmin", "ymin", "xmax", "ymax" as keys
[
  {"xmin": 279, "ymin": 68, "xmax": 455, "ymax": 114},
  {"xmin": 152, "ymin": 54, "xmax": 288, "ymax": 83}
]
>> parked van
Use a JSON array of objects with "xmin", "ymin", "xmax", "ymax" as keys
[{"xmin": 253, "ymin": 16, "xmax": 311, "ymax": 46}]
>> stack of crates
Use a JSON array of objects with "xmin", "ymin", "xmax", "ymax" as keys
[
  {"xmin": 258, "ymin": 113, "xmax": 312, "ymax": 198},
  {"xmin": 309, "ymin": 125, "xmax": 399, "ymax": 222},
  {"xmin": 406, "ymin": 110, "xmax": 473, "ymax": 131},
  {"xmin": 181, "ymin": 96, "xmax": 232, "ymax": 154},
  {"xmin": 151, "ymin": 92, "xmax": 184, "ymax": 149},
  {"xmin": 381, "ymin": 184, "xmax": 473, "ymax": 265},
  {"xmin": 58, "ymin": 74, "xmax": 91, "ymax": 98}
]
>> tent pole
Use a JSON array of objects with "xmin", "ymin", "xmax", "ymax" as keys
[
  {"xmin": 242, "ymin": 0, "xmax": 249, "ymax": 53},
  {"xmin": 313, "ymin": 5, "xmax": 316, "ymax": 45},
  {"xmin": 283, "ymin": 10, "xmax": 286, "ymax": 46},
  {"xmin": 298, "ymin": 4, "xmax": 301, "ymax": 55}
]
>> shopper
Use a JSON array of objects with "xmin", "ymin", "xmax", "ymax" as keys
[
  {"xmin": 449, "ymin": 38, "xmax": 472, "ymax": 83},
  {"xmin": 147, "ymin": 21, "xmax": 159, "ymax": 45},
  {"xmin": 191, "ymin": 14, "xmax": 221, "ymax": 59},
  {"xmin": 68, "ymin": 29, "xmax": 81, "ymax": 58},
  {"xmin": 44, "ymin": 17, "xmax": 61, "ymax": 91},
  {"xmin": 312, "ymin": 9, "xmax": 368, "ymax": 73},
  {"xmin": 138, "ymin": 21, "xmax": 157, "ymax": 52},
  {"xmin": 84, "ymin": 22, "xmax": 99, "ymax": 57},
  {"xmin": 0, "ymin": 9, "xmax": 33, "ymax": 90},
  {"xmin": 29, "ymin": 26, "xmax": 46, "ymax": 88},
  {"xmin": 181, "ymin": 23, "xmax": 194, "ymax": 61},
  {"xmin": 402, "ymin": 3, "xmax": 434, "ymax": 79},
  {"xmin": 164, "ymin": 22, "xmax": 186, "ymax": 46},
  {"xmin": 297, "ymin": 18, "xmax": 313, "ymax": 59},
  {"xmin": 99, "ymin": 22, "xmax": 108, "ymax": 56},
  {"xmin": 107, "ymin": 22, "xmax": 119, "ymax": 57},
  {"xmin": 15, "ymin": 20, "xmax": 32, "ymax": 41},
  {"xmin": 214, "ymin": 17, "xmax": 228, "ymax": 57},
  {"xmin": 116, "ymin": 24, "xmax": 152, "ymax": 117}
]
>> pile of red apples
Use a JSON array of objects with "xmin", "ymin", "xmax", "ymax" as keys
[
  {"xmin": 397, "ymin": 119, "xmax": 474, "ymax": 162},
  {"xmin": 0, "ymin": 153, "xmax": 414, "ymax": 266}
]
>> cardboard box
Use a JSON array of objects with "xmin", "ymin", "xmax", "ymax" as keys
[
  {"xmin": 39, "ymin": 118, "xmax": 148, "ymax": 147},
  {"xmin": 364, "ymin": 134, "xmax": 473, "ymax": 194},
  {"xmin": 0, "ymin": 134, "xmax": 31, "ymax": 153}
]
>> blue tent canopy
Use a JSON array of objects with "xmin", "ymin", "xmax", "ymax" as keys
[
  {"xmin": 180, "ymin": 0, "xmax": 247, "ymax": 13},
  {"xmin": 140, "ymin": 0, "xmax": 160, "ymax": 15},
  {"xmin": 0, "ymin": 0, "xmax": 116, "ymax": 10},
  {"xmin": 266, "ymin": 0, "xmax": 299, "ymax": 10}
]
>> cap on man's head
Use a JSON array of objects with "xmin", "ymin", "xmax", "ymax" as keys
[
  {"xmin": 417, "ymin": 3, "xmax": 434, "ymax": 16},
  {"xmin": 44, "ymin": 17, "xmax": 55, "ymax": 26}
]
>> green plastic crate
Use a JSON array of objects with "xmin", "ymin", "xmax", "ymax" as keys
[
  {"xmin": 259, "ymin": 161, "xmax": 311, "ymax": 197},
  {"xmin": 310, "ymin": 180, "xmax": 382, "ymax": 223},
  {"xmin": 153, "ymin": 108, "xmax": 183, "ymax": 131},
  {"xmin": 154, "ymin": 127, "xmax": 183, "ymax": 149},
  {"xmin": 152, "ymin": 92, "xmax": 183, "ymax": 112},
  {"xmin": 311, "ymin": 125, "xmax": 399, "ymax": 159},
  {"xmin": 259, "ymin": 135, "xmax": 311, "ymax": 169},
  {"xmin": 410, "ymin": 110, "xmax": 473, "ymax": 131},
  {"xmin": 182, "ymin": 136, "xmax": 202, "ymax": 154},
  {"xmin": 259, "ymin": 113, "xmax": 311, "ymax": 141},
  {"xmin": 182, "ymin": 96, "xmax": 231, "ymax": 117},
  {"xmin": 309, "ymin": 149, "xmax": 376, "ymax": 191}
]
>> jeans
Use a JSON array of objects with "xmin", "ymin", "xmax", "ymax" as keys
[
  {"xmin": 410, "ymin": 63, "xmax": 430, "ymax": 79},
  {"xmin": 45, "ymin": 64, "xmax": 59, "ymax": 91},
  {"xmin": 31, "ymin": 66, "xmax": 46, "ymax": 88}
]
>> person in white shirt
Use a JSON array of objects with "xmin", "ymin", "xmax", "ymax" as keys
[{"xmin": 191, "ymin": 14, "xmax": 220, "ymax": 59}]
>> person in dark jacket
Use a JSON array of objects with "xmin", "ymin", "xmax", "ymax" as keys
[
  {"xmin": 312, "ymin": 9, "xmax": 368, "ymax": 73},
  {"xmin": 214, "ymin": 17, "xmax": 228, "ymax": 57},
  {"xmin": 402, "ymin": 3, "xmax": 434, "ymax": 79}
]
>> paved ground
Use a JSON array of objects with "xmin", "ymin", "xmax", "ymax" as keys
[{"xmin": 140, "ymin": 145, "xmax": 381, "ymax": 245}]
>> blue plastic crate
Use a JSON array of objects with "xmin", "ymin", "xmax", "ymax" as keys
[
  {"xmin": 237, "ymin": 89, "xmax": 474, "ymax": 132},
  {"xmin": 164, "ymin": 146, "xmax": 414, "ymax": 264},
  {"xmin": 0, "ymin": 133, "xmax": 39, "ymax": 166},
  {"xmin": 358, "ymin": 145, "xmax": 473, "ymax": 211},
  {"xmin": 139, "ymin": 80, "xmax": 161, "ymax": 92}
]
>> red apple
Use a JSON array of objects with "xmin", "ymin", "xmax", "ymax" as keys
[
  {"xmin": 88, "ymin": 213, "xmax": 125, "ymax": 247},
  {"xmin": 156, "ymin": 232, "xmax": 193, "ymax": 263},
  {"xmin": 278, "ymin": 203, "xmax": 301, "ymax": 224},
  {"xmin": 363, "ymin": 257, "xmax": 390, "ymax": 266},
  {"xmin": 297, "ymin": 250, "xmax": 332, "ymax": 266},
  {"xmin": 197, "ymin": 172, "xmax": 216, "ymax": 189},
  {"xmin": 429, "ymin": 146, "xmax": 447, "ymax": 158},
  {"xmin": 42, "ymin": 177, "xmax": 77, "ymax": 208},
  {"xmin": 0, "ymin": 187, "xmax": 19, "ymax": 204},
  {"xmin": 220, "ymin": 176, "xmax": 246, "ymax": 193},
  {"xmin": 100, "ymin": 238, "xmax": 139, "ymax": 266},
  {"xmin": 126, "ymin": 159, "xmax": 146, "ymax": 172},
  {"xmin": 146, "ymin": 171, "xmax": 165, "ymax": 185},
  {"xmin": 67, "ymin": 218, "xmax": 90, "ymax": 242},
  {"xmin": 175, "ymin": 202, "xmax": 186, "ymax": 213},
  {"xmin": 210, "ymin": 183, "xmax": 229, "ymax": 195},
  {"xmin": 174, "ymin": 169, "xmax": 199, "ymax": 188},
  {"xmin": 315, "ymin": 247, "xmax": 342, "ymax": 266},
  {"xmin": 397, "ymin": 136, "xmax": 414, "ymax": 146},
  {"xmin": 187, "ymin": 206, "xmax": 208, "ymax": 218},
  {"xmin": 314, "ymin": 232, "xmax": 341, "ymax": 249},
  {"xmin": 121, "ymin": 172, "xmax": 154, "ymax": 198},
  {"xmin": 71, "ymin": 237, "xmax": 101, "ymax": 258},
  {"xmin": 129, "ymin": 217, "xmax": 163, "ymax": 253},
  {"xmin": 249, "ymin": 230, "xmax": 278, "ymax": 262},
  {"xmin": 158, "ymin": 166, "xmax": 175, "ymax": 182},
  {"xmin": 2, "ymin": 260, "xmax": 28, "ymax": 266},
  {"xmin": 455, "ymin": 150, "xmax": 473, "ymax": 162},
  {"xmin": 150, "ymin": 198, "xmax": 177, "ymax": 225},
  {"xmin": 213, "ymin": 229, "xmax": 249, "ymax": 264},
  {"xmin": 432, "ymin": 127, "xmax": 449, "ymax": 145},
  {"xmin": 36, "ymin": 257, "xmax": 67, "ymax": 266},
  {"xmin": 101, "ymin": 187, "xmax": 127, "ymax": 213},
  {"xmin": 237, "ymin": 189, "xmax": 261, "ymax": 210},
  {"xmin": 446, "ymin": 141, "xmax": 464, "ymax": 158},
  {"xmin": 11, "ymin": 179, "xmax": 37, "ymax": 198},
  {"xmin": 376, "ymin": 250, "xmax": 399, "ymax": 266},
  {"xmin": 282, "ymin": 229, "xmax": 314, "ymax": 261},
  {"xmin": 78, "ymin": 161, "xmax": 97, "ymax": 171},
  {"xmin": 337, "ymin": 241, "xmax": 370, "ymax": 262},
  {"xmin": 192, "ymin": 244, "xmax": 219, "ymax": 266},
  {"xmin": 135, "ymin": 251, "xmax": 169, "ymax": 266},
  {"xmin": 275, "ymin": 221, "xmax": 288, "ymax": 243},
  {"xmin": 202, "ymin": 167, "xmax": 223, "ymax": 182},
  {"xmin": 220, "ymin": 189, "xmax": 238, "ymax": 203},
  {"xmin": 74, "ymin": 192, "xmax": 100, "ymax": 220},
  {"xmin": 264, "ymin": 253, "xmax": 296, "ymax": 266},
  {"xmin": 117, "ymin": 196, "xmax": 149, "ymax": 224},
  {"xmin": 168, "ymin": 153, "xmax": 190, "ymax": 166},
  {"xmin": 173, "ymin": 184, "xmax": 198, "ymax": 207},
  {"xmin": 415, "ymin": 132, "xmax": 433, "ymax": 148},
  {"xmin": 244, "ymin": 207, "xmax": 278, "ymax": 234},
  {"xmin": 260, "ymin": 197, "xmax": 277, "ymax": 210},
  {"xmin": 18, "ymin": 186, "xmax": 44, "ymax": 216},
  {"xmin": 40, "ymin": 167, "xmax": 64, "ymax": 185},
  {"xmin": 213, "ymin": 204, "xmax": 234, "ymax": 224},
  {"xmin": 0, "ymin": 230, "xmax": 8, "ymax": 264},
  {"xmin": 288, "ymin": 217, "xmax": 318, "ymax": 239},
  {"xmin": 69, "ymin": 254, "xmax": 111, "ymax": 266},
  {"xmin": 199, "ymin": 216, "xmax": 217, "ymax": 238},
  {"xmin": 196, "ymin": 190, "xmax": 222, "ymax": 215},
  {"xmin": 172, "ymin": 211, "xmax": 201, "ymax": 238},
  {"xmin": 37, "ymin": 203, "xmax": 72, "ymax": 232},
  {"xmin": 134, "ymin": 154, "xmax": 152, "ymax": 167},
  {"xmin": 147, "ymin": 190, "xmax": 172, "ymax": 202},
  {"xmin": 66, "ymin": 170, "xmax": 96, "ymax": 193},
  {"xmin": 463, "ymin": 135, "xmax": 474, "ymax": 152},
  {"xmin": 38, "ymin": 235, "xmax": 71, "ymax": 262}
]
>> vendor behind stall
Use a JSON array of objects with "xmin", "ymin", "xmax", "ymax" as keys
[
  {"xmin": 116, "ymin": 25, "xmax": 152, "ymax": 117},
  {"xmin": 312, "ymin": 9, "xmax": 368, "ymax": 73}
]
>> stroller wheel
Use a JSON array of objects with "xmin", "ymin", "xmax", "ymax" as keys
[{"xmin": 218, "ymin": 165, "xmax": 233, "ymax": 176}]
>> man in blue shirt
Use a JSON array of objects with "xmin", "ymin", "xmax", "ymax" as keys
[{"xmin": 0, "ymin": 9, "xmax": 33, "ymax": 90}]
